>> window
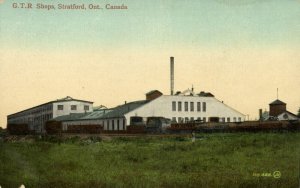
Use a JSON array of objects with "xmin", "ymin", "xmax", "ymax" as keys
[
  {"xmin": 222, "ymin": 117, "xmax": 225, "ymax": 122},
  {"xmin": 233, "ymin": 117, "xmax": 237, "ymax": 122},
  {"xmin": 84, "ymin": 105, "xmax": 89, "ymax": 111},
  {"xmin": 178, "ymin": 117, "xmax": 183, "ymax": 123},
  {"xmin": 123, "ymin": 119, "xmax": 126, "ymax": 130},
  {"xmin": 117, "ymin": 119, "xmax": 120, "ymax": 130},
  {"xmin": 203, "ymin": 102, "xmax": 206, "ymax": 112},
  {"xmin": 172, "ymin": 101, "xmax": 176, "ymax": 111},
  {"xmin": 203, "ymin": 117, "xmax": 206, "ymax": 122},
  {"xmin": 71, "ymin": 105, "xmax": 77, "ymax": 110},
  {"xmin": 197, "ymin": 117, "xmax": 201, "ymax": 121},
  {"xmin": 197, "ymin": 102, "xmax": 201, "ymax": 112},
  {"xmin": 178, "ymin": 102, "xmax": 182, "ymax": 111},
  {"xmin": 227, "ymin": 117, "xmax": 230, "ymax": 122},
  {"xmin": 190, "ymin": 102, "xmax": 194, "ymax": 111},
  {"xmin": 172, "ymin": 117, "xmax": 177, "ymax": 123},
  {"xmin": 184, "ymin": 102, "xmax": 188, "ymax": 111},
  {"xmin": 57, "ymin": 105, "xmax": 63, "ymax": 110},
  {"xmin": 185, "ymin": 117, "xmax": 189, "ymax": 122},
  {"xmin": 112, "ymin": 120, "xmax": 115, "ymax": 130},
  {"xmin": 238, "ymin": 117, "xmax": 242, "ymax": 122},
  {"xmin": 190, "ymin": 117, "xmax": 194, "ymax": 121}
]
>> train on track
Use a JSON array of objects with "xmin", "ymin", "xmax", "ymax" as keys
[{"xmin": 7, "ymin": 116, "xmax": 300, "ymax": 135}]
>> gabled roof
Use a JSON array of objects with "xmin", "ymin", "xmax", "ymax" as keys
[
  {"xmin": 52, "ymin": 113, "xmax": 89, "ymax": 121},
  {"xmin": 101, "ymin": 100, "xmax": 149, "ymax": 119},
  {"xmin": 279, "ymin": 111, "xmax": 298, "ymax": 117},
  {"xmin": 50, "ymin": 101, "xmax": 149, "ymax": 122},
  {"xmin": 277, "ymin": 111, "xmax": 299, "ymax": 120},
  {"xmin": 54, "ymin": 96, "xmax": 93, "ymax": 104},
  {"xmin": 8, "ymin": 96, "xmax": 93, "ymax": 117},
  {"xmin": 269, "ymin": 99, "xmax": 286, "ymax": 105},
  {"xmin": 93, "ymin": 105, "xmax": 108, "ymax": 111},
  {"xmin": 80, "ymin": 109, "xmax": 113, "ymax": 120},
  {"xmin": 51, "ymin": 109, "xmax": 114, "ymax": 122}
]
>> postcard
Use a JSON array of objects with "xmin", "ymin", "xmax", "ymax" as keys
[{"xmin": 0, "ymin": 0, "xmax": 299, "ymax": 187}]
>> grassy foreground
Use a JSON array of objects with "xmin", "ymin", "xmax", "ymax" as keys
[{"xmin": 0, "ymin": 133, "xmax": 300, "ymax": 187}]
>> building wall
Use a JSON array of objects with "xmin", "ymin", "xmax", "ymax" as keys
[
  {"xmin": 7, "ymin": 104, "xmax": 53, "ymax": 132},
  {"xmin": 52, "ymin": 101, "xmax": 93, "ymax": 118},
  {"xmin": 62, "ymin": 118, "xmax": 126, "ymax": 131},
  {"xmin": 269, "ymin": 104, "xmax": 286, "ymax": 117},
  {"xmin": 277, "ymin": 112, "xmax": 299, "ymax": 121},
  {"xmin": 8, "ymin": 100, "xmax": 93, "ymax": 133},
  {"xmin": 124, "ymin": 95, "xmax": 245, "ymax": 125}
]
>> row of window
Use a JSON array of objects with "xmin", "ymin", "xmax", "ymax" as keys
[
  {"xmin": 32, "ymin": 114, "xmax": 53, "ymax": 122},
  {"xmin": 30, "ymin": 105, "xmax": 52, "ymax": 115},
  {"xmin": 105, "ymin": 119, "xmax": 126, "ymax": 130},
  {"xmin": 172, "ymin": 117, "xmax": 207, "ymax": 123},
  {"xmin": 172, "ymin": 101, "xmax": 206, "ymax": 112},
  {"xmin": 8, "ymin": 105, "xmax": 53, "ymax": 119},
  {"xmin": 9, "ymin": 113, "xmax": 53, "ymax": 124},
  {"xmin": 57, "ymin": 105, "xmax": 89, "ymax": 111},
  {"xmin": 171, "ymin": 117, "xmax": 242, "ymax": 123},
  {"xmin": 65, "ymin": 119, "xmax": 126, "ymax": 131}
]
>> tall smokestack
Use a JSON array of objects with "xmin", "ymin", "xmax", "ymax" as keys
[{"xmin": 170, "ymin": 57, "xmax": 174, "ymax": 95}]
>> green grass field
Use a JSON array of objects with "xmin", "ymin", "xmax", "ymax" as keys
[{"xmin": 0, "ymin": 133, "xmax": 300, "ymax": 187}]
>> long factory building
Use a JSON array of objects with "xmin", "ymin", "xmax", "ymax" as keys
[
  {"xmin": 7, "ymin": 57, "xmax": 246, "ymax": 133},
  {"xmin": 7, "ymin": 96, "xmax": 93, "ymax": 133},
  {"xmin": 7, "ymin": 90, "xmax": 245, "ymax": 133}
]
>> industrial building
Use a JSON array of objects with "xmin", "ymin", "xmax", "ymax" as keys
[
  {"xmin": 53, "ymin": 89, "xmax": 245, "ymax": 132},
  {"xmin": 260, "ymin": 99, "xmax": 299, "ymax": 121},
  {"xmin": 7, "ymin": 96, "xmax": 93, "ymax": 133},
  {"xmin": 125, "ymin": 90, "xmax": 245, "ymax": 125},
  {"xmin": 7, "ymin": 57, "xmax": 247, "ymax": 133},
  {"xmin": 55, "ymin": 100, "xmax": 147, "ymax": 131}
]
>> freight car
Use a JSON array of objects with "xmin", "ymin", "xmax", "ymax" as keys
[
  {"xmin": 7, "ymin": 123, "xmax": 32, "ymax": 135},
  {"xmin": 195, "ymin": 120, "xmax": 300, "ymax": 133},
  {"xmin": 45, "ymin": 120, "xmax": 103, "ymax": 134},
  {"xmin": 167, "ymin": 120, "xmax": 300, "ymax": 133},
  {"xmin": 145, "ymin": 117, "xmax": 171, "ymax": 133},
  {"xmin": 128, "ymin": 116, "xmax": 172, "ymax": 133}
]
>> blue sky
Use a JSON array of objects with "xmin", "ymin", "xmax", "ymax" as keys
[{"xmin": 1, "ymin": 0, "xmax": 300, "ymax": 50}]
